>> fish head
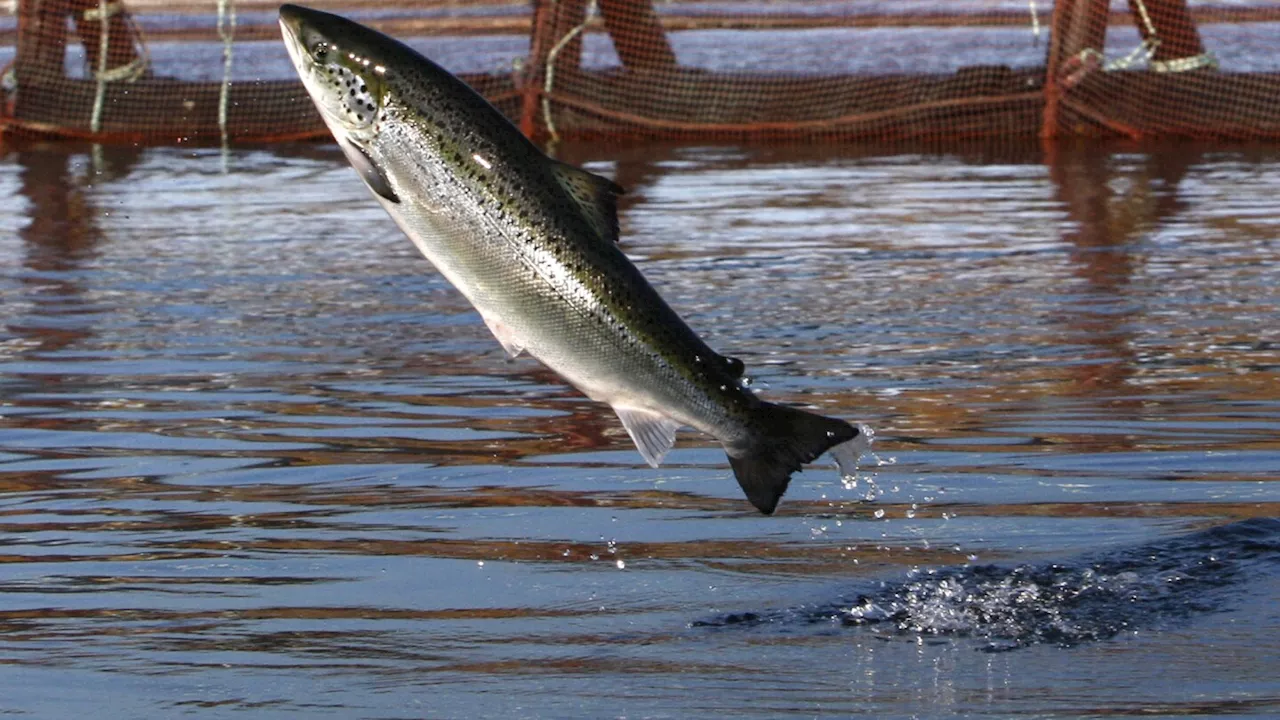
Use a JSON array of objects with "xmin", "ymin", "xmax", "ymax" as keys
[
  {"xmin": 280, "ymin": 5, "xmax": 540, "ymax": 207},
  {"xmin": 280, "ymin": 4, "xmax": 390, "ymax": 141}
]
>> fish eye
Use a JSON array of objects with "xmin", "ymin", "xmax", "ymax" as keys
[{"xmin": 312, "ymin": 42, "xmax": 329, "ymax": 61}]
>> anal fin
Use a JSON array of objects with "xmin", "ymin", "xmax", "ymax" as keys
[{"xmin": 614, "ymin": 406, "xmax": 682, "ymax": 467}]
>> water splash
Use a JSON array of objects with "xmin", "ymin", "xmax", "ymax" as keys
[
  {"xmin": 694, "ymin": 518, "xmax": 1280, "ymax": 651},
  {"xmin": 831, "ymin": 423, "xmax": 885, "ymax": 501}
]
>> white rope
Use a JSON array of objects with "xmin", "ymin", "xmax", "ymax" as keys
[
  {"xmin": 1151, "ymin": 52, "xmax": 1217, "ymax": 73},
  {"xmin": 94, "ymin": 5, "xmax": 150, "ymax": 82},
  {"xmin": 542, "ymin": 0, "xmax": 596, "ymax": 143},
  {"xmin": 1128, "ymin": 0, "xmax": 1217, "ymax": 73},
  {"xmin": 1029, "ymin": 0, "xmax": 1040, "ymax": 44},
  {"xmin": 86, "ymin": 0, "xmax": 149, "ymax": 132},
  {"xmin": 90, "ymin": 0, "xmax": 110, "ymax": 133},
  {"xmin": 217, "ymin": 0, "xmax": 236, "ymax": 165},
  {"xmin": 95, "ymin": 56, "xmax": 146, "ymax": 82},
  {"xmin": 1132, "ymin": 0, "xmax": 1157, "ymax": 39},
  {"xmin": 1066, "ymin": 0, "xmax": 1157, "ymax": 73},
  {"xmin": 1065, "ymin": 0, "xmax": 1214, "ymax": 74}
]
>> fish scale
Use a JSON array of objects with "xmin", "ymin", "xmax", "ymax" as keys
[
  {"xmin": 371, "ymin": 70, "xmax": 739, "ymax": 429},
  {"xmin": 280, "ymin": 4, "xmax": 863, "ymax": 513}
]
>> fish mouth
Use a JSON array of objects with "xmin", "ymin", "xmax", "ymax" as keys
[
  {"xmin": 279, "ymin": 3, "xmax": 384, "ymax": 152},
  {"xmin": 278, "ymin": 3, "xmax": 346, "ymax": 131},
  {"xmin": 278, "ymin": 5, "xmax": 309, "ymax": 68},
  {"xmin": 278, "ymin": 4, "xmax": 311, "ymax": 40},
  {"xmin": 278, "ymin": 4, "xmax": 332, "ymax": 68}
]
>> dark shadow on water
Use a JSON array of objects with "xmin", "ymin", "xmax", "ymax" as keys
[
  {"xmin": 1047, "ymin": 141, "xmax": 1199, "ymax": 401},
  {"xmin": 693, "ymin": 517, "xmax": 1280, "ymax": 651},
  {"xmin": 6, "ymin": 143, "xmax": 142, "ymax": 357}
]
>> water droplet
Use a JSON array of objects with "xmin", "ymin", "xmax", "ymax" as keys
[
  {"xmin": 477, "ymin": 561, "xmax": 485, "ymax": 567},
  {"xmin": 615, "ymin": 559, "xmax": 626, "ymax": 569},
  {"xmin": 874, "ymin": 509, "xmax": 885, "ymax": 519}
]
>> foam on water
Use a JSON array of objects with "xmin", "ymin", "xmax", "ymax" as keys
[{"xmin": 694, "ymin": 518, "xmax": 1280, "ymax": 651}]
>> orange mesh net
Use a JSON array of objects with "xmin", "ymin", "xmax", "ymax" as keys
[{"xmin": 2, "ymin": 0, "xmax": 1278, "ymax": 144}]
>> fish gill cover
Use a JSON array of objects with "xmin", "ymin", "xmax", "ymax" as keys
[{"xmin": 693, "ymin": 518, "xmax": 1280, "ymax": 652}]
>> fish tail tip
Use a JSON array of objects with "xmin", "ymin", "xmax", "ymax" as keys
[{"xmin": 727, "ymin": 403, "xmax": 858, "ymax": 514}]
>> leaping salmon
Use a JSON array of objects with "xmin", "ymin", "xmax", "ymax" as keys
[{"xmin": 279, "ymin": 4, "xmax": 863, "ymax": 513}]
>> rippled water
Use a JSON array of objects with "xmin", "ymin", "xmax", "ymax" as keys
[{"xmin": 1, "ymin": 139, "xmax": 1278, "ymax": 717}]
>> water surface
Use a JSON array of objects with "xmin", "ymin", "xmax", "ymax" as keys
[{"xmin": 1, "ymin": 139, "xmax": 1278, "ymax": 717}]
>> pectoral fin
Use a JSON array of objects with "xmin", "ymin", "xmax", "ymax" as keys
[
  {"xmin": 479, "ymin": 310, "xmax": 524, "ymax": 358},
  {"xmin": 614, "ymin": 406, "xmax": 682, "ymax": 467},
  {"xmin": 342, "ymin": 139, "xmax": 400, "ymax": 204}
]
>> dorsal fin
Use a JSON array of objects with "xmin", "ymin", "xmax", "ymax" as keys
[{"xmin": 550, "ymin": 160, "xmax": 624, "ymax": 244}]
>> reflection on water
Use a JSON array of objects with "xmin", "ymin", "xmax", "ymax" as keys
[{"xmin": 0, "ymin": 138, "xmax": 1278, "ymax": 718}]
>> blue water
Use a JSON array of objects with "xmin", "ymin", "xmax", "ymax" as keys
[{"xmin": 0, "ymin": 139, "xmax": 1278, "ymax": 718}]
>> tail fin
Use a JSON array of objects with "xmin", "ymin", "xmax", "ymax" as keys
[{"xmin": 727, "ymin": 403, "xmax": 859, "ymax": 515}]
